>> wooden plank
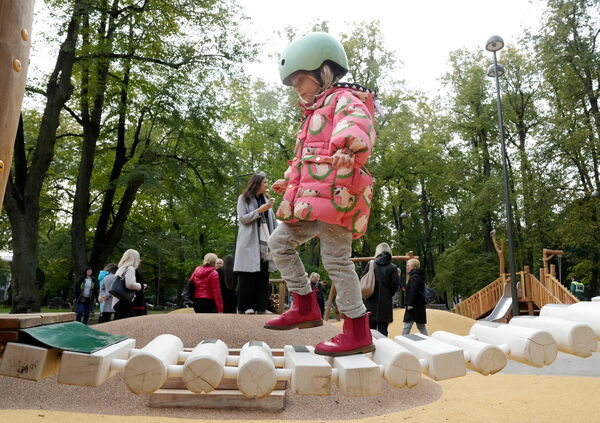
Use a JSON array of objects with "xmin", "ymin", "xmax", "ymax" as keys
[
  {"xmin": 58, "ymin": 338, "xmax": 135, "ymax": 386},
  {"xmin": 161, "ymin": 377, "xmax": 287, "ymax": 390},
  {"xmin": 39, "ymin": 312, "xmax": 76, "ymax": 325},
  {"xmin": 149, "ymin": 388, "xmax": 285, "ymax": 410},
  {"xmin": 0, "ymin": 330, "xmax": 20, "ymax": 342},
  {"xmin": 0, "ymin": 342, "xmax": 60, "ymax": 381},
  {"xmin": 0, "ymin": 314, "xmax": 42, "ymax": 329}
]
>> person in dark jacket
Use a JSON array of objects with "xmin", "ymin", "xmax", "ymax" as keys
[
  {"xmin": 217, "ymin": 256, "xmax": 238, "ymax": 313},
  {"xmin": 132, "ymin": 268, "xmax": 148, "ymax": 316},
  {"xmin": 402, "ymin": 258, "xmax": 428, "ymax": 335},
  {"xmin": 74, "ymin": 266, "xmax": 100, "ymax": 325},
  {"xmin": 309, "ymin": 272, "xmax": 326, "ymax": 317},
  {"xmin": 362, "ymin": 243, "xmax": 400, "ymax": 336},
  {"xmin": 189, "ymin": 253, "xmax": 223, "ymax": 313}
]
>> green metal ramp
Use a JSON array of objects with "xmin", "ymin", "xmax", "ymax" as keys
[{"xmin": 20, "ymin": 321, "xmax": 129, "ymax": 354}]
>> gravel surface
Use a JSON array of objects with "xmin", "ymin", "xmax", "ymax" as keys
[{"xmin": 0, "ymin": 313, "xmax": 443, "ymax": 420}]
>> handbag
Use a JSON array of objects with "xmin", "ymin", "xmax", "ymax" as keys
[
  {"xmin": 421, "ymin": 284, "xmax": 437, "ymax": 304},
  {"xmin": 360, "ymin": 260, "xmax": 376, "ymax": 299},
  {"xmin": 109, "ymin": 271, "xmax": 136, "ymax": 303}
]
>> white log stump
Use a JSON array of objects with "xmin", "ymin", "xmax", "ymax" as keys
[
  {"xmin": 122, "ymin": 334, "xmax": 183, "ymax": 394},
  {"xmin": 283, "ymin": 345, "xmax": 332, "ymax": 395},
  {"xmin": 393, "ymin": 334, "xmax": 466, "ymax": 381},
  {"xmin": 469, "ymin": 321, "xmax": 557, "ymax": 367},
  {"xmin": 370, "ymin": 336, "xmax": 422, "ymax": 388},
  {"xmin": 182, "ymin": 339, "xmax": 228, "ymax": 394},
  {"xmin": 0, "ymin": 342, "xmax": 60, "ymax": 381},
  {"xmin": 541, "ymin": 304, "xmax": 600, "ymax": 339},
  {"xmin": 509, "ymin": 316, "xmax": 597, "ymax": 358},
  {"xmin": 237, "ymin": 341, "xmax": 277, "ymax": 399},
  {"xmin": 431, "ymin": 331, "xmax": 507, "ymax": 375},
  {"xmin": 325, "ymin": 354, "xmax": 382, "ymax": 397},
  {"xmin": 58, "ymin": 338, "xmax": 135, "ymax": 386}
]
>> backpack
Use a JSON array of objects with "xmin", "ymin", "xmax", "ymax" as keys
[
  {"xmin": 421, "ymin": 284, "xmax": 436, "ymax": 304},
  {"xmin": 360, "ymin": 260, "xmax": 376, "ymax": 299}
]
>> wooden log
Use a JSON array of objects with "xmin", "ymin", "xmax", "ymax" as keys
[
  {"xmin": 0, "ymin": 342, "xmax": 60, "ymax": 381},
  {"xmin": 182, "ymin": 339, "xmax": 228, "ymax": 394},
  {"xmin": 469, "ymin": 321, "xmax": 557, "ymax": 367},
  {"xmin": 510, "ymin": 316, "xmax": 597, "ymax": 358},
  {"xmin": 148, "ymin": 388, "xmax": 285, "ymax": 410},
  {"xmin": 122, "ymin": 334, "xmax": 183, "ymax": 394},
  {"xmin": 370, "ymin": 334, "xmax": 422, "ymax": 388},
  {"xmin": 326, "ymin": 354, "xmax": 381, "ymax": 397},
  {"xmin": 431, "ymin": 331, "xmax": 507, "ymax": 375},
  {"xmin": 57, "ymin": 338, "xmax": 135, "ymax": 386},
  {"xmin": 0, "ymin": 0, "xmax": 34, "ymax": 206},
  {"xmin": 541, "ymin": 304, "xmax": 600, "ymax": 339},
  {"xmin": 283, "ymin": 345, "xmax": 332, "ymax": 395},
  {"xmin": 393, "ymin": 334, "xmax": 466, "ymax": 381},
  {"xmin": 236, "ymin": 341, "xmax": 277, "ymax": 399}
]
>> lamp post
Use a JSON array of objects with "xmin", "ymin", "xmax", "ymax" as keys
[{"xmin": 486, "ymin": 35, "xmax": 519, "ymax": 318}]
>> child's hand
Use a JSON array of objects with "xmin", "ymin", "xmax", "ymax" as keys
[
  {"xmin": 272, "ymin": 179, "xmax": 287, "ymax": 194},
  {"xmin": 331, "ymin": 152, "xmax": 354, "ymax": 169}
]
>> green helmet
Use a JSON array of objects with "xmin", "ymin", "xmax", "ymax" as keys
[{"xmin": 279, "ymin": 32, "xmax": 349, "ymax": 86}]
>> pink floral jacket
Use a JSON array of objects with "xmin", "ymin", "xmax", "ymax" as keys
[{"xmin": 275, "ymin": 86, "xmax": 375, "ymax": 239}]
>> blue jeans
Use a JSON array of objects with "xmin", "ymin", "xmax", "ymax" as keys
[{"xmin": 76, "ymin": 302, "xmax": 92, "ymax": 325}]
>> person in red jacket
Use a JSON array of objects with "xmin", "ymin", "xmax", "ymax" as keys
[{"xmin": 188, "ymin": 253, "xmax": 223, "ymax": 313}]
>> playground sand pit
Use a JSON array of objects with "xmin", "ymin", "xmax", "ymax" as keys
[{"xmin": 1, "ymin": 310, "xmax": 600, "ymax": 422}]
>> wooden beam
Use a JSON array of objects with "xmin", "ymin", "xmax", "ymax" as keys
[
  {"xmin": 57, "ymin": 338, "xmax": 135, "ymax": 386},
  {"xmin": 148, "ymin": 388, "xmax": 285, "ymax": 410},
  {"xmin": 283, "ymin": 345, "xmax": 331, "ymax": 396},
  {"xmin": 0, "ymin": 342, "xmax": 60, "ymax": 381}
]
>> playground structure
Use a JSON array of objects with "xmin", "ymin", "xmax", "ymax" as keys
[
  {"xmin": 1, "ymin": 301, "xmax": 600, "ymax": 411},
  {"xmin": 454, "ymin": 247, "xmax": 578, "ymax": 321},
  {"xmin": 0, "ymin": 1, "xmax": 34, "ymax": 207}
]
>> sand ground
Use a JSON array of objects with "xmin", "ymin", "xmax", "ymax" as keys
[{"xmin": 1, "ymin": 309, "xmax": 599, "ymax": 423}]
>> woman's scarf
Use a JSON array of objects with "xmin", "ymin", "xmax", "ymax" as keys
[{"xmin": 256, "ymin": 194, "xmax": 272, "ymax": 261}]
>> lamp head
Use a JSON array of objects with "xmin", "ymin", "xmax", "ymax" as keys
[
  {"xmin": 592, "ymin": 190, "xmax": 600, "ymax": 197},
  {"xmin": 486, "ymin": 35, "xmax": 505, "ymax": 52},
  {"xmin": 399, "ymin": 212, "xmax": 409, "ymax": 219},
  {"xmin": 487, "ymin": 63, "xmax": 505, "ymax": 78}
]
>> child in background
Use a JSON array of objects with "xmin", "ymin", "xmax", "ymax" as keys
[{"xmin": 264, "ymin": 32, "xmax": 377, "ymax": 356}]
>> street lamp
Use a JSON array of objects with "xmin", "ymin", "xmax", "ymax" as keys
[{"xmin": 486, "ymin": 35, "xmax": 519, "ymax": 318}]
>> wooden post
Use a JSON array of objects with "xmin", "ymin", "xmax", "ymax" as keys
[
  {"xmin": 490, "ymin": 230, "xmax": 506, "ymax": 276},
  {"xmin": 182, "ymin": 339, "xmax": 228, "ymax": 394},
  {"xmin": 0, "ymin": 0, "xmax": 35, "ymax": 207},
  {"xmin": 236, "ymin": 341, "xmax": 277, "ymax": 399},
  {"xmin": 122, "ymin": 334, "xmax": 184, "ymax": 394}
]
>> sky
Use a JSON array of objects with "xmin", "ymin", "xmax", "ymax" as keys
[{"xmin": 238, "ymin": 0, "xmax": 546, "ymax": 94}]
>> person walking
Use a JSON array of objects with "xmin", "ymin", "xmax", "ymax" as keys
[
  {"xmin": 233, "ymin": 173, "xmax": 278, "ymax": 314},
  {"xmin": 74, "ymin": 266, "xmax": 99, "ymax": 325},
  {"xmin": 217, "ymin": 256, "xmax": 238, "ymax": 313},
  {"xmin": 97, "ymin": 263, "xmax": 118, "ymax": 323},
  {"xmin": 309, "ymin": 272, "xmax": 326, "ymax": 317},
  {"xmin": 189, "ymin": 253, "xmax": 223, "ymax": 313},
  {"xmin": 402, "ymin": 258, "xmax": 428, "ymax": 335},
  {"xmin": 113, "ymin": 249, "xmax": 145, "ymax": 320},
  {"xmin": 264, "ymin": 32, "xmax": 377, "ymax": 356},
  {"xmin": 363, "ymin": 243, "xmax": 400, "ymax": 337}
]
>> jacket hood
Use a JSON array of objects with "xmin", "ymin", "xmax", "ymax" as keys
[
  {"xmin": 375, "ymin": 251, "xmax": 392, "ymax": 266},
  {"xmin": 195, "ymin": 265, "xmax": 215, "ymax": 278}
]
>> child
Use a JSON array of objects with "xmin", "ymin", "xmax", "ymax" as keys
[
  {"xmin": 264, "ymin": 32, "xmax": 377, "ymax": 356},
  {"xmin": 402, "ymin": 258, "xmax": 428, "ymax": 335}
]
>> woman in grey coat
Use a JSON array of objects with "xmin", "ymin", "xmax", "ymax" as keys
[{"xmin": 234, "ymin": 173, "xmax": 278, "ymax": 314}]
